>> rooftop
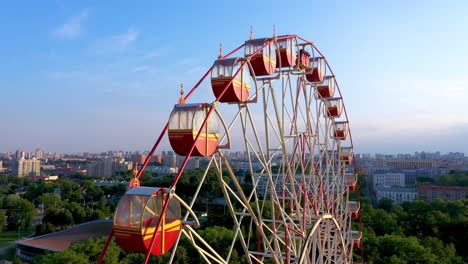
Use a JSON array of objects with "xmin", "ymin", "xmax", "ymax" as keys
[
  {"xmin": 376, "ymin": 187, "xmax": 417, "ymax": 192},
  {"xmin": 416, "ymin": 185, "xmax": 468, "ymax": 191},
  {"xmin": 16, "ymin": 219, "xmax": 112, "ymax": 252}
]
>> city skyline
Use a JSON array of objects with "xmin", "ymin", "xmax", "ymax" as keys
[
  {"xmin": 2, "ymin": 1, "xmax": 468, "ymax": 154},
  {"xmin": 1, "ymin": 147, "xmax": 466, "ymax": 158}
]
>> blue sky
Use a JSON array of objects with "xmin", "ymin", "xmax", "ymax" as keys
[{"xmin": 1, "ymin": 0, "xmax": 468, "ymax": 154}]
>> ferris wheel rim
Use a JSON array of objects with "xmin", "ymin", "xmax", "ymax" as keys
[{"xmin": 98, "ymin": 34, "xmax": 362, "ymax": 264}]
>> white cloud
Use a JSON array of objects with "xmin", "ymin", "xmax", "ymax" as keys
[
  {"xmin": 89, "ymin": 28, "xmax": 139, "ymax": 53},
  {"xmin": 52, "ymin": 9, "xmax": 88, "ymax": 38},
  {"xmin": 110, "ymin": 28, "xmax": 139, "ymax": 50}
]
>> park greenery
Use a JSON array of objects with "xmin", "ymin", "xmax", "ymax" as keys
[
  {"xmin": 0, "ymin": 169, "xmax": 467, "ymax": 263},
  {"xmin": 437, "ymin": 170, "xmax": 468, "ymax": 187}
]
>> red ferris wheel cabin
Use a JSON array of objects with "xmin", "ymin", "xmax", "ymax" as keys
[
  {"xmin": 341, "ymin": 147, "xmax": 354, "ymax": 165},
  {"xmin": 113, "ymin": 187, "xmax": 181, "ymax": 255},
  {"xmin": 351, "ymin": 230, "xmax": 362, "ymax": 248},
  {"xmin": 345, "ymin": 172, "xmax": 357, "ymax": 191},
  {"xmin": 348, "ymin": 201, "xmax": 360, "ymax": 219},
  {"xmin": 276, "ymin": 37, "xmax": 297, "ymax": 68},
  {"xmin": 316, "ymin": 76, "xmax": 336, "ymax": 99},
  {"xmin": 168, "ymin": 103, "xmax": 220, "ymax": 157},
  {"xmin": 245, "ymin": 38, "xmax": 276, "ymax": 76},
  {"xmin": 211, "ymin": 58, "xmax": 251, "ymax": 103},
  {"xmin": 297, "ymin": 49, "xmax": 311, "ymax": 71},
  {"xmin": 306, "ymin": 57, "xmax": 325, "ymax": 83},
  {"xmin": 325, "ymin": 98, "xmax": 343, "ymax": 118},
  {"xmin": 333, "ymin": 121, "xmax": 348, "ymax": 140}
]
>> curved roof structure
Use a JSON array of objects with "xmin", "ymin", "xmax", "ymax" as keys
[{"xmin": 16, "ymin": 219, "xmax": 112, "ymax": 252}]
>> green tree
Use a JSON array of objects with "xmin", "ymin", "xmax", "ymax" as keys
[
  {"xmin": 365, "ymin": 234, "xmax": 438, "ymax": 264},
  {"xmin": 378, "ymin": 198, "xmax": 393, "ymax": 211},
  {"xmin": 33, "ymin": 250, "xmax": 90, "ymax": 264},
  {"xmin": 37, "ymin": 193, "xmax": 63, "ymax": 213},
  {"xmin": 0, "ymin": 210, "xmax": 6, "ymax": 232},
  {"xmin": 5, "ymin": 196, "xmax": 35, "ymax": 230},
  {"xmin": 199, "ymin": 226, "xmax": 235, "ymax": 254},
  {"xmin": 35, "ymin": 222, "xmax": 56, "ymax": 235},
  {"xmin": 67, "ymin": 202, "xmax": 87, "ymax": 224}
]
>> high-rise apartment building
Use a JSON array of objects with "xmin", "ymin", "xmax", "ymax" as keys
[
  {"xmin": 52, "ymin": 152, "xmax": 62, "ymax": 160},
  {"xmin": 162, "ymin": 151, "xmax": 177, "ymax": 167},
  {"xmin": 17, "ymin": 158, "xmax": 41, "ymax": 177},
  {"xmin": 15, "ymin": 149, "xmax": 25, "ymax": 160},
  {"xmin": 150, "ymin": 154, "xmax": 163, "ymax": 164},
  {"xmin": 87, "ymin": 159, "xmax": 113, "ymax": 178},
  {"xmin": 35, "ymin": 148, "xmax": 45, "ymax": 159},
  {"xmin": 87, "ymin": 159, "xmax": 133, "ymax": 178},
  {"xmin": 185, "ymin": 158, "xmax": 200, "ymax": 170},
  {"xmin": 131, "ymin": 154, "xmax": 146, "ymax": 164}
]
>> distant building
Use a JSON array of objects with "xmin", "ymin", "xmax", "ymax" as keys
[
  {"xmin": 376, "ymin": 187, "xmax": 418, "ymax": 204},
  {"xmin": 185, "ymin": 157, "xmax": 200, "ymax": 170},
  {"xmin": 416, "ymin": 185, "xmax": 468, "ymax": 202},
  {"xmin": 17, "ymin": 158, "xmax": 41, "ymax": 177},
  {"xmin": 35, "ymin": 148, "xmax": 45, "ymax": 159},
  {"xmin": 372, "ymin": 173, "xmax": 405, "ymax": 187},
  {"xmin": 87, "ymin": 159, "xmax": 133, "ymax": 178},
  {"xmin": 367, "ymin": 166, "xmax": 450, "ymax": 186},
  {"xmin": 150, "ymin": 154, "xmax": 163, "ymax": 164},
  {"xmin": 145, "ymin": 166, "xmax": 178, "ymax": 175},
  {"xmin": 115, "ymin": 159, "xmax": 133, "ymax": 171},
  {"xmin": 52, "ymin": 152, "xmax": 62, "ymax": 160},
  {"xmin": 29, "ymin": 175, "xmax": 59, "ymax": 182},
  {"xmin": 0, "ymin": 160, "xmax": 3, "ymax": 172},
  {"xmin": 55, "ymin": 166, "xmax": 74, "ymax": 176},
  {"xmin": 162, "ymin": 151, "xmax": 177, "ymax": 167},
  {"xmin": 16, "ymin": 149, "xmax": 26, "ymax": 160},
  {"xmin": 93, "ymin": 180, "xmax": 127, "ymax": 186},
  {"xmin": 131, "ymin": 154, "xmax": 146, "ymax": 164},
  {"xmin": 87, "ymin": 159, "xmax": 113, "ymax": 178},
  {"xmin": 377, "ymin": 159, "xmax": 439, "ymax": 169},
  {"xmin": 40, "ymin": 165, "xmax": 56, "ymax": 171}
]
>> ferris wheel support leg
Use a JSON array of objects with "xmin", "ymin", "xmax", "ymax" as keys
[
  {"xmin": 219, "ymin": 153, "xmax": 282, "ymax": 264},
  {"xmin": 97, "ymin": 229, "xmax": 114, "ymax": 264}
]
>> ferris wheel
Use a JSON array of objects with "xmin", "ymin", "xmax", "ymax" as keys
[{"xmin": 98, "ymin": 31, "xmax": 363, "ymax": 264}]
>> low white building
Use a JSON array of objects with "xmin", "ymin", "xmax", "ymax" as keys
[
  {"xmin": 145, "ymin": 166, "xmax": 178, "ymax": 175},
  {"xmin": 376, "ymin": 187, "xmax": 418, "ymax": 204},
  {"xmin": 372, "ymin": 173, "xmax": 405, "ymax": 188}
]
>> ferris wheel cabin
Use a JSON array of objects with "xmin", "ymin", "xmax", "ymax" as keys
[
  {"xmin": 334, "ymin": 121, "xmax": 348, "ymax": 140},
  {"xmin": 168, "ymin": 103, "xmax": 220, "ymax": 156},
  {"xmin": 113, "ymin": 187, "xmax": 181, "ymax": 255},
  {"xmin": 297, "ymin": 48, "xmax": 311, "ymax": 71},
  {"xmin": 351, "ymin": 230, "xmax": 362, "ymax": 249},
  {"xmin": 306, "ymin": 57, "xmax": 325, "ymax": 82},
  {"xmin": 341, "ymin": 147, "xmax": 354, "ymax": 165},
  {"xmin": 348, "ymin": 201, "xmax": 361, "ymax": 219},
  {"xmin": 245, "ymin": 38, "xmax": 276, "ymax": 76},
  {"xmin": 275, "ymin": 37, "xmax": 297, "ymax": 68},
  {"xmin": 345, "ymin": 172, "xmax": 358, "ymax": 191},
  {"xmin": 316, "ymin": 76, "xmax": 336, "ymax": 98},
  {"xmin": 325, "ymin": 98, "xmax": 343, "ymax": 118},
  {"xmin": 211, "ymin": 58, "xmax": 251, "ymax": 103}
]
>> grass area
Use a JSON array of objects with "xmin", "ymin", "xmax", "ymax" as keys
[
  {"xmin": 0, "ymin": 227, "xmax": 34, "ymax": 248},
  {"xmin": 0, "ymin": 230, "xmax": 19, "ymax": 248}
]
